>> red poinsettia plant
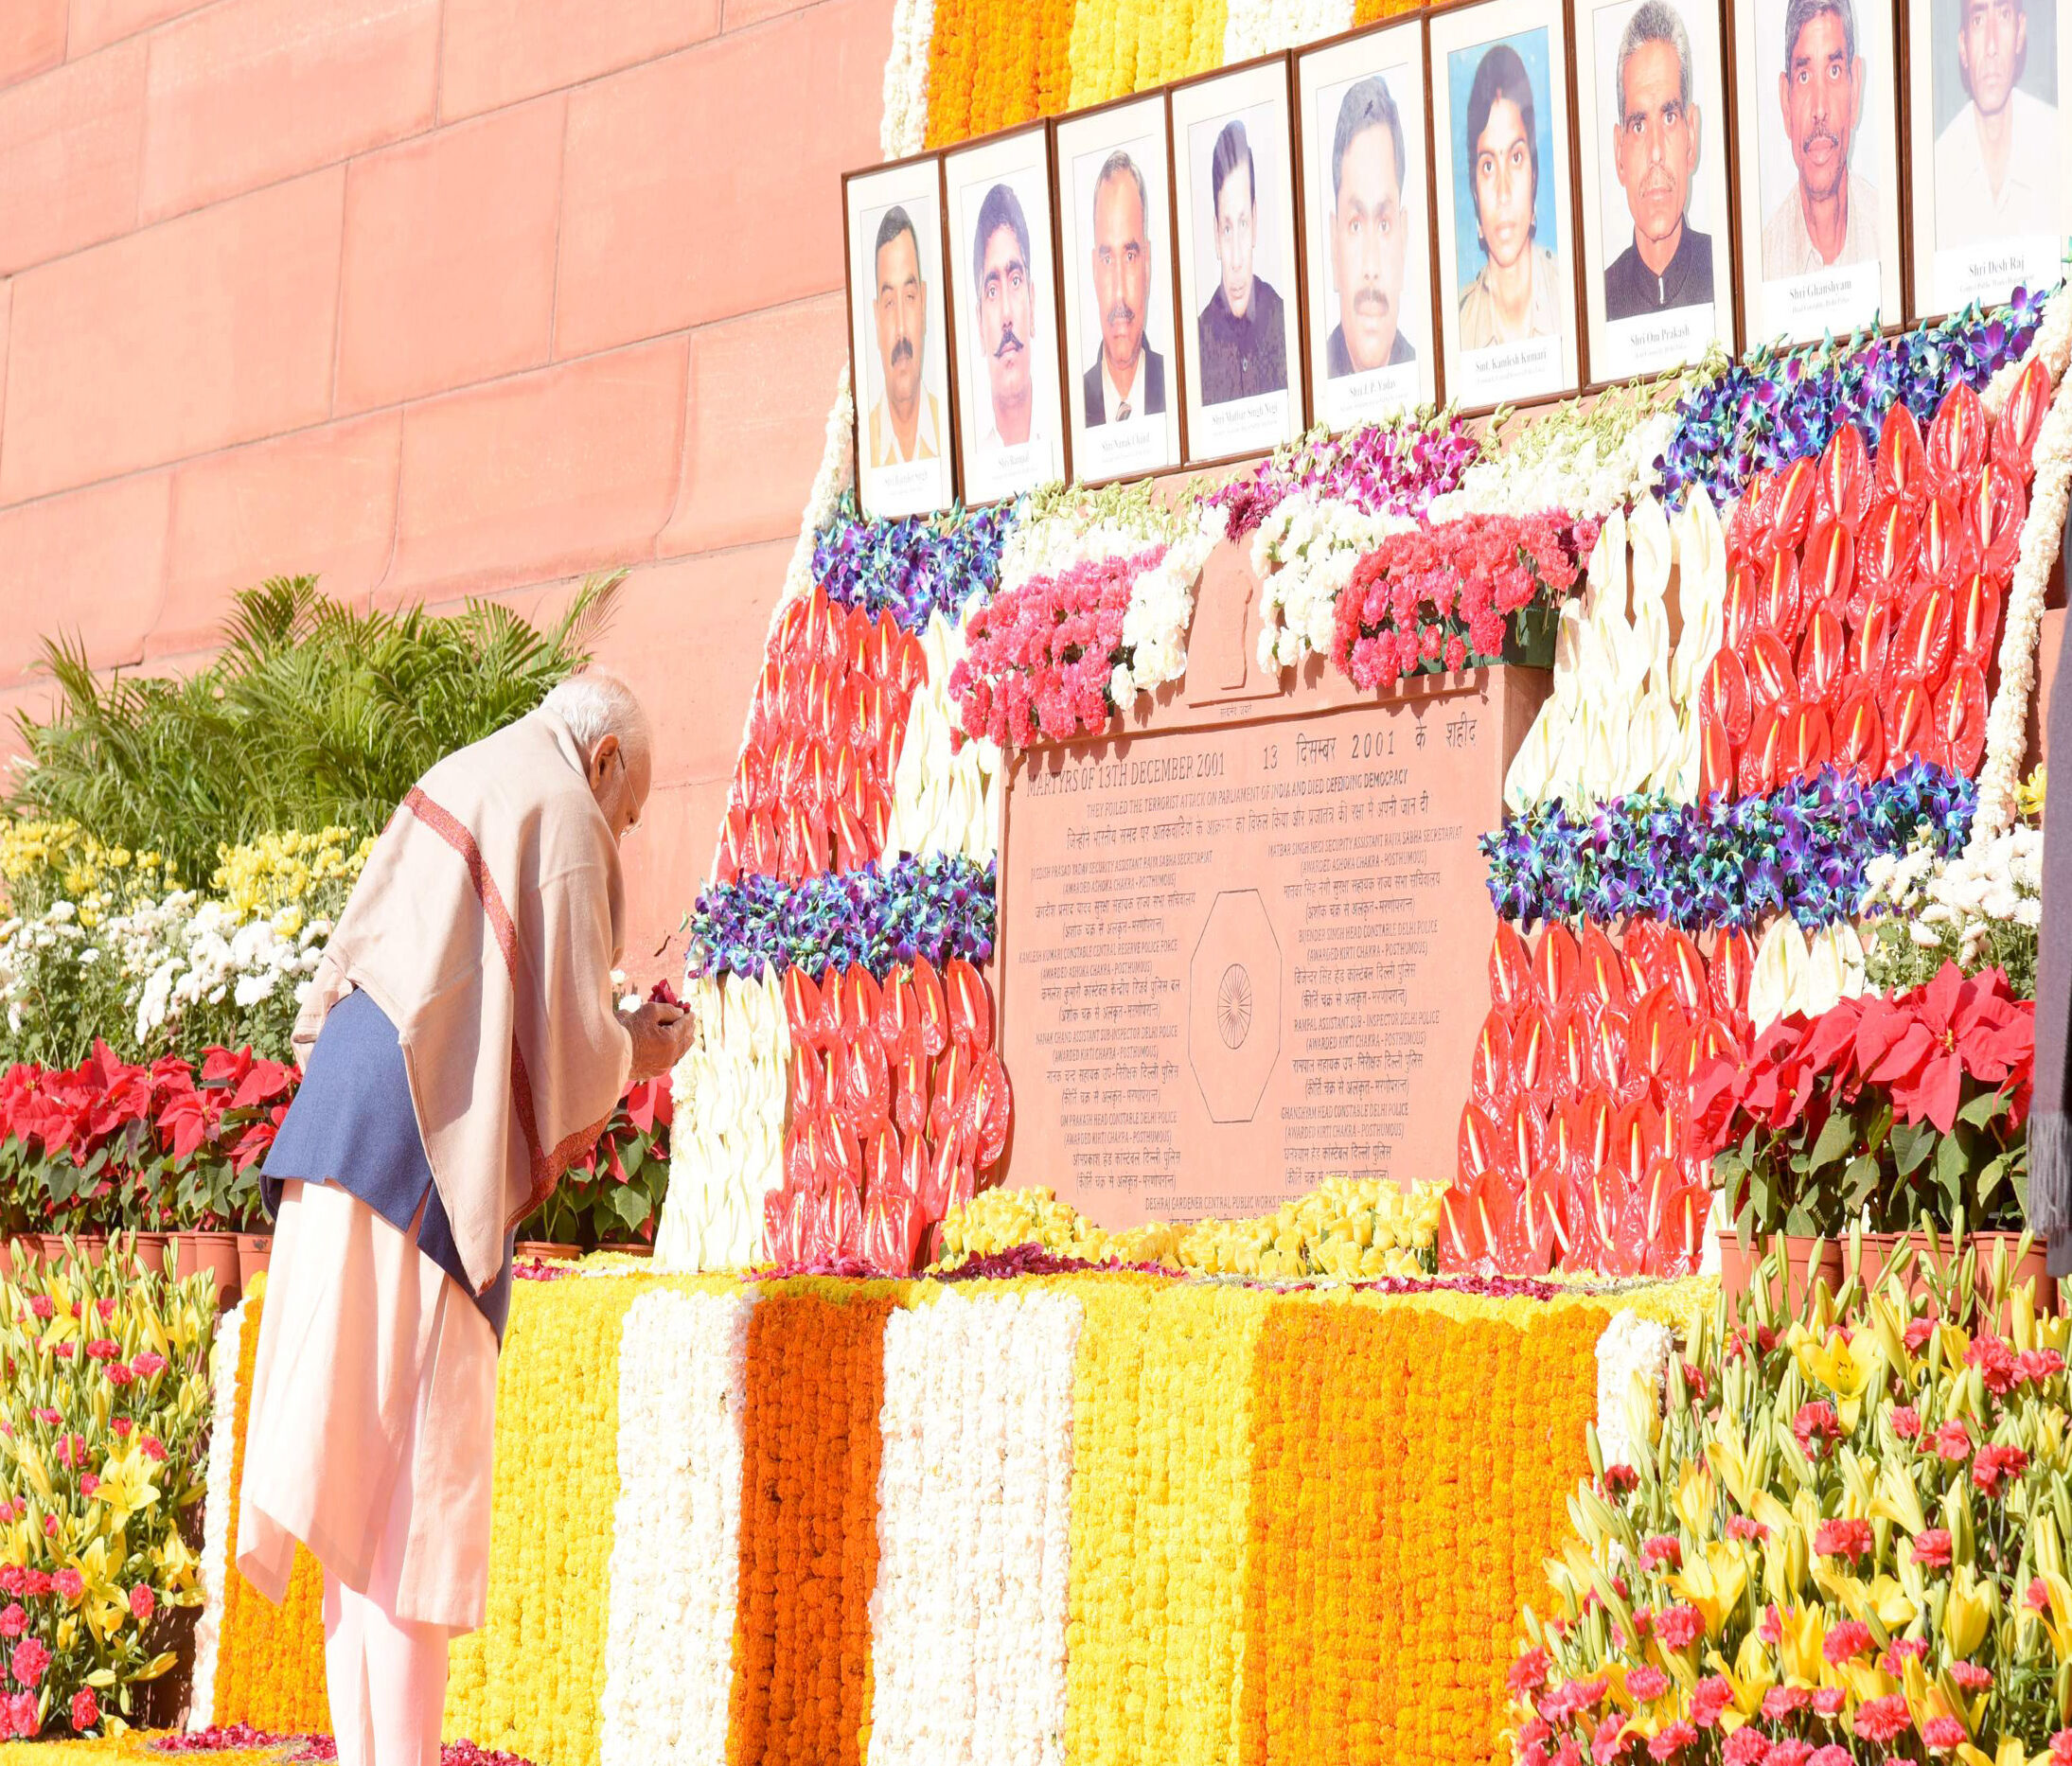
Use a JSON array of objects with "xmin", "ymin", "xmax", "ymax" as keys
[
  {"xmin": 950, "ymin": 547, "xmax": 1160, "ymax": 749},
  {"xmin": 0, "ymin": 1044, "xmax": 295, "ymax": 1238},
  {"xmin": 1329, "ymin": 511, "xmax": 1599, "ymax": 693},
  {"xmin": 1691, "ymin": 960, "xmax": 2035, "ymax": 1241},
  {"xmin": 514, "ymin": 1075, "xmax": 674, "ymax": 1250}
]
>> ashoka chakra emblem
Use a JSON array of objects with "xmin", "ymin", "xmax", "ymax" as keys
[{"xmin": 1216, "ymin": 964, "xmax": 1252, "ymax": 1049}]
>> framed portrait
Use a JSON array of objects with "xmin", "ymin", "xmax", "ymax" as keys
[
  {"xmin": 944, "ymin": 125, "xmax": 1069, "ymax": 505},
  {"xmin": 1297, "ymin": 19, "xmax": 1441, "ymax": 430},
  {"xmin": 843, "ymin": 156, "xmax": 958, "ymax": 520},
  {"xmin": 1575, "ymin": 0, "xmax": 1736, "ymax": 380},
  {"xmin": 1905, "ymin": 0, "xmax": 2072, "ymax": 318},
  {"xmin": 1169, "ymin": 56, "xmax": 1306, "ymax": 468},
  {"xmin": 1430, "ymin": 0, "xmax": 1584, "ymax": 409},
  {"xmin": 1731, "ymin": 0, "xmax": 1904, "ymax": 346},
  {"xmin": 1054, "ymin": 93, "xmax": 1185, "ymax": 486}
]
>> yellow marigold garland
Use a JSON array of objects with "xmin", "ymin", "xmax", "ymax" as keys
[
  {"xmin": 1063, "ymin": 1276, "xmax": 1270, "ymax": 1766},
  {"xmin": 439, "ymin": 1275, "xmax": 652, "ymax": 1764},
  {"xmin": 1036, "ymin": 0, "xmax": 1077, "ymax": 115},
  {"xmin": 923, "ymin": 0, "xmax": 976, "ymax": 149},
  {"xmin": 211, "ymin": 1280, "xmax": 329, "ymax": 1732},
  {"xmin": 1240, "ymin": 1293, "xmax": 1604, "ymax": 1765},
  {"xmin": 726, "ymin": 1280, "xmax": 895, "ymax": 1766}
]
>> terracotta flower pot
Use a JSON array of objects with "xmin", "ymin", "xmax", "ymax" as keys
[
  {"xmin": 1715, "ymin": 1227, "xmax": 1846, "ymax": 1315},
  {"xmin": 237, "ymin": 1232, "xmax": 273, "ymax": 1288},
  {"xmin": 115, "ymin": 1231, "xmax": 168, "ymax": 1275},
  {"xmin": 41, "ymin": 1234, "xmax": 108, "ymax": 1267},
  {"xmin": 596, "ymin": 1243, "xmax": 653, "ymax": 1259},
  {"xmin": 1854, "ymin": 1230, "xmax": 2054, "ymax": 1328},
  {"xmin": 174, "ymin": 1231, "xmax": 242, "ymax": 1306},
  {"xmin": 514, "ymin": 1242, "xmax": 582, "ymax": 1263}
]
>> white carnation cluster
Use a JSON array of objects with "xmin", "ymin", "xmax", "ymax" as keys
[
  {"xmin": 885, "ymin": 611, "xmax": 1002, "ymax": 864},
  {"xmin": 878, "ymin": 0, "xmax": 935, "ymax": 159},
  {"xmin": 654, "ymin": 970, "xmax": 790, "ymax": 1273},
  {"xmin": 1113, "ymin": 504, "xmax": 1226, "ymax": 702},
  {"xmin": 1249, "ymin": 494, "xmax": 1418, "ymax": 672},
  {"xmin": 1502, "ymin": 489, "xmax": 1726, "ymax": 814}
]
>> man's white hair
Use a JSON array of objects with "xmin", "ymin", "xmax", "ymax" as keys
[{"xmin": 541, "ymin": 669, "xmax": 651, "ymax": 771}]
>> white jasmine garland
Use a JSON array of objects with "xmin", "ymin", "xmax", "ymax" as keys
[
  {"xmin": 1118, "ymin": 507, "xmax": 1226, "ymax": 695},
  {"xmin": 186, "ymin": 1295, "xmax": 248, "ymax": 1731},
  {"xmin": 867, "ymin": 1287, "xmax": 1082, "ymax": 1766},
  {"xmin": 653, "ymin": 969, "xmax": 789, "ymax": 1272},
  {"xmin": 598, "ymin": 1288, "xmax": 756, "ymax": 1765},
  {"xmin": 1593, "ymin": 1306, "xmax": 1674, "ymax": 1475},
  {"xmin": 1971, "ymin": 317, "xmax": 2072, "ymax": 847}
]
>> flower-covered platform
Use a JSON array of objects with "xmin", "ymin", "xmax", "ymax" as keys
[{"xmin": 186, "ymin": 1263, "xmax": 1703, "ymax": 1766}]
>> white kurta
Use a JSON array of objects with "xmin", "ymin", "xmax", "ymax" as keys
[{"xmin": 237, "ymin": 1179, "xmax": 501, "ymax": 1633}]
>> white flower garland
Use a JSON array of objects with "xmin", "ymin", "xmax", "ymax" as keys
[
  {"xmin": 867, "ymin": 1287, "xmax": 1082, "ymax": 1766},
  {"xmin": 185, "ymin": 1295, "xmax": 248, "ymax": 1731},
  {"xmin": 1864, "ymin": 821, "xmax": 2043, "ymax": 969},
  {"xmin": 1970, "ymin": 290, "xmax": 2072, "ymax": 848},
  {"xmin": 598, "ymin": 1289, "xmax": 756, "ymax": 1765},
  {"xmin": 1593, "ymin": 1306, "xmax": 1673, "ymax": 1475},
  {"xmin": 1249, "ymin": 494, "xmax": 1418, "ymax": 672},
  {"xmin": 1113, "ymin": 505, "xmax": 1227, "ymax": 701},
  {"xmin": 1222, "ymin": 0, "xmax": 1354, "ymax": 62},
  {"xmin": 653, "ymin": 970, "xmax": 789, "ymax": 1273},
  {"xmin": 880, "ymin": 0, "xmax": 936, "ymax": 160}
]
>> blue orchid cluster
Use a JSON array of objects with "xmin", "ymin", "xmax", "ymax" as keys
[
  {"xmin": 1654, "ymin": 288, "xmax": 2051, "ymax": 509},
  {"xmin": 1480, "ymin": 761, "xmax": 1976, "ymax": 932},
  {"xmin": 689, "ymin": 852, "xmax": 997, "ymax": 981},
  {"xmin": 810, "ymin": 495, "xmax": 1017, "ymax": 631}
]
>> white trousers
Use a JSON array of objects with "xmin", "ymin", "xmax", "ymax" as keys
[{"xmin": 323, "ymin": 1570, "xmax": 449, "ymax": 1765}]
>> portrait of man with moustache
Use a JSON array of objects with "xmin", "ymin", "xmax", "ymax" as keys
[
  {"xmin": 1082, "ymin": 150, "xmax": 1167, "ymax": 427},
  {"xmin": 1760, "ymin": 0, "xmax": 1885, "ymax": 275},
  {"xmin": 1195, "ymin": 118, "xmax": 1289, "ymax": 405},
  {"xmin": 969, "ymin": 182, "xmax": 1043, "ymax": 455},
  {"xmin": 1602, "ymin": 1, "xmax": 1715, "ymax": 320},
  {"xmin": 865, "ymin": 204, "xmax": 946, "ymax": 468},
  {"xmin": 1325, "ymin": 74, "xmax": 1419, "ymax": 379}
]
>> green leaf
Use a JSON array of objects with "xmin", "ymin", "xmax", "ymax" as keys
[
  {"xmin": 1891, "ymin": 1121, "xmax": 1935, "ymax": 1177},
  {"xmin": 1957, "ymin": 1087, "xmax": 2012, "ymax": 1130},
  {"xmin": 610, "ymin": 1185, "xmax": 652, "ymax": 1232},
  {"xmin": 1809, "ymin": 1106, "xmax": 1859, "ymax": 1174}
]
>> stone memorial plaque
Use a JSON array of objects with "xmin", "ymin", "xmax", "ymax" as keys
[{"xmin": 995, "ymin": 553, "xmax": 1545, "ymax": 1227}]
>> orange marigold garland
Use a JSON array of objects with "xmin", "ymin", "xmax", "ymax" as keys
[
  {"xmin": 211, "ymin": 1282, "xmax": 329, "ymax": 1732},
  {"xmin": 1353, "ymin": 0, "xmax": 1423, "ymax": 22},
  {"xmin": 923, "ymin": 0, "xmax": 976, "ymax": 150},
  {"xmin": 726, "ymin": 1280, "xmax": 894, "ymax": 1766},
  {"xmin": 1036, "ymin": 0, "xmax": 1077, "ymax": 116},
  {"xmin": 1240, "ymin": 1294, "xmax": 1604, "ymax": 1766}
]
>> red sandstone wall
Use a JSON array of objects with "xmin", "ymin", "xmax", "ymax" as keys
[{"xmin": 0, "ymin": 0, "xmax": 894, "ymax": 981}]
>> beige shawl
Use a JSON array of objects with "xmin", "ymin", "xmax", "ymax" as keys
[{"xmin": 292, "ymin": 709, "xmax": 633, "ymax": 1293}]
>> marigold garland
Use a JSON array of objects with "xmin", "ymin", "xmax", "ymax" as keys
[
  {"xmin": 210, "ymin": 1280, "xmax": 328, "ymax": 1733},
  {"xmin": 726, "ymin": 1281, "xmax": 896, "ymax": 1766},
  {"xmin": 439, "ymin": 1277, "xmax": 650, "ymax": 1765},
  {"xmin": 921, "ymin": 0, "xmax": 974, "ymax": 148}
]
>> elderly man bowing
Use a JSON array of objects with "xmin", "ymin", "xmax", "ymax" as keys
[{"xmin": 235, "ymin": 670, "xmax": 694, "ymax": 1763}]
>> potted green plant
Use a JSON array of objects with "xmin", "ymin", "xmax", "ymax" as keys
[
  {"xmin": 1693, "ymin": 960, "xmax": 2042, "ymax": 1305},
  {"xmin": 515, "ymin": 1079, "xmax": 671, "ymax": 1260}
]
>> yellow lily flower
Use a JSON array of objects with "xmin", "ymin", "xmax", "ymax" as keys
[
  {"xmin": 1945, "ymin": 1566, "xmax": 1996, "ymax": 1659},
  {"xmin": 1777, "ymin": 1602, "xmax": 1826, "ymax": 1686},
  {"xmin": 1668, "ymin": 1544, "xmax": 1748, "ymax": 1640},
  {"xmin": 1797, "ymin": 1330, "xmax": 1880, "ymax": 1430}
]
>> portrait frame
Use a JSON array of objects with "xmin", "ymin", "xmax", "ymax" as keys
[
  {"xmin": 1294, "ymin": 14, "xmax": 1443, "ymax": 432},
  {"xmin": 1168, "ymin": 52, "xmax": 1308, "ymax": 470},
  {"xmin": 1729, "ymin": 0, "xmax": 1905, "ymax": 348},
  {"xmin": 842, "ymin": 152, "xmax": 960, "ymax": 521},
  {"xmin": 1574, "ymin": 0, "xmax": 1737, "ymax": 381},
  {"xmin": 1052, "ymin": 89, "xmax": 1186, "ymax": 489},
  {"xmin": 943, "ymin": 121, "xmax": 1071, "ymax": 507},
  {"xmin": 1428, "ymin": 0, "xmax": 1585, "ymax": 413},
  {"xmin": 1904, "ymin": 0, "xmax": 2072, "ymax": 319}
]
